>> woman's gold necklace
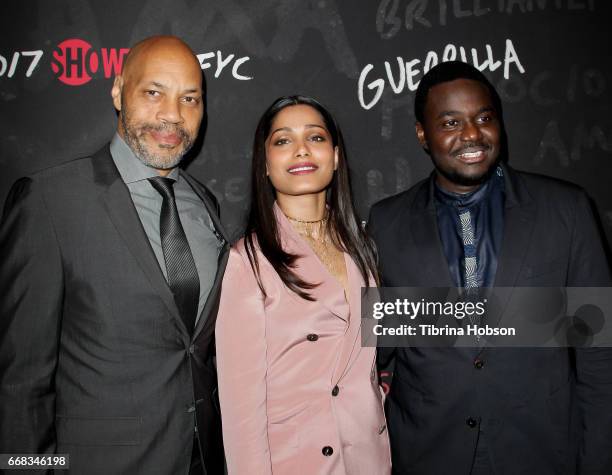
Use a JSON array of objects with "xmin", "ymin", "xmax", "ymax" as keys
[{"xmin": 285, "ymin": 213, "xmax": 348, "ymax": 293}]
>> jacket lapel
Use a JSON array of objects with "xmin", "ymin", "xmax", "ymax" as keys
[
  {"xmin": 195, "ymin": 242, "xmax": 229, "ymax": 340},
  {"xmin": 181, "ymin": 171, "xmax": 229, "ymax": 244},
  {"xmin": 92, "ymin": 146, "xmax": 185, "ymax": 331},
  {"xmin": 408, "ymin": 179, "xmax": 454, "ymax": 287},
  {"xmin": 493, "ymin": 167, "xmax": 536, "ymax": 288},
  {"xmin": 480, "ymin": 166, "xmax": 536, "ymax": 350},
  {"xmin": 181, "ymin": 171, "xmax": 231, "ymax": 341},
  {"xmin": 332, "ymin": 254, "xmax": 368, "ymax": 385}
]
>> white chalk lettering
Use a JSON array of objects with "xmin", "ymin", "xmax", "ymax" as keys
[
  {"xmin": 0, "ymin": 50, "xmax": 43, "ymax": 78},
  {"xmin": 232, "ymin": 56, "xmax": 252, "ymax": 80},
  {"xmin": 214, "ymin": 52, "xmax": 234, "ymax": 79},
  {"xmin": 357, "ymin": 39, "xmax": 525, "ymax": 110},
  {"xmin": 471, "ymin": 44, "xmax": 502, "ymax": 73},
  {"xmin": 503, "ymin": 38, "xmax": 525, "ymax": 79},
  {"xmin": 358, "ymin": 64, "xmax": 385, "ymax": 110},
  {"xmin": 424, "ymin": 51, "xmax": 439, "ymax": 72},
  {"xmin": 385, "ymin": 57, "xmax": 406, "ymax": 93},
  {"xmin": 8, "ymin": 52, "xmax": 20, "ymax": 78},
  {"xmin": 442, "ymin": 44, "xmax": 457, "ymax": 62},
  {"xmin": 406, "ymin": 58, "xmax": 422, "ymax": 91},
  {"xmin": 197, "ymin": 51, "xmax": 252, "ymax": 81},
  {"xmin": 197, "ymin": 52, "xmax": 215, "ymax": 70}
]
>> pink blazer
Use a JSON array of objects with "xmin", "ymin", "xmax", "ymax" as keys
[{"xmin": 216, "ymin": 206, "xmax": 391, "ymax": 474}]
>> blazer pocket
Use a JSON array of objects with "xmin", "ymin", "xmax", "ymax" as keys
[
  {"xmin": 268, "ymin": 421, "xmax": 299, "ymax": 449},
  {"xmin": 56, "ymin": 415, "xmax": 141, "ymax": 446},
  {"xmin": 268, "ymin": 403, "xmax": 309, "ymax": 454},
  {"xmin": 268, "ymin": 422, "xmax": 302, "ymax": 475}
]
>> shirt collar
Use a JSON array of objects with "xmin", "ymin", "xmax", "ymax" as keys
[
  {"xmin": 434, "ymin": 179, "xmax": 490, "ymax": 209},
  {"xmin": 110, "ymin": 133, "xmax": 180, "ymax": 184},
  {"xmin": 434, "ymin": 166, "xmax": 504, "ymax": 209}
]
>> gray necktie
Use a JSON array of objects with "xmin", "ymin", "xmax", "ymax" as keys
[
  {"xmin": 459, "ymin": 208, "xmax": 483, "ymax": 342},
  {"xmin": 149, "ymin": 176, "xmax": 199, "ymax": 332},
  {"xmin": 459, "ymin": 209, "xmax": 478, "ymax": 289}
]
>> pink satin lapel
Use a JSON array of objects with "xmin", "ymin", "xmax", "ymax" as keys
[{"xmin": 331, "ymin": 253, "xmax": 366, "ymax": 385}]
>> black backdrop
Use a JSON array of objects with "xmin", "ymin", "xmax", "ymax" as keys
[{"xmin": 2, "ymin": 0, "xmax": 611, "ymax": 243}]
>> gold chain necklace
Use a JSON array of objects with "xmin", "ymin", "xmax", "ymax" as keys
[
  {"xmin": 284, "ymin": 214, "xmax": 328, "ymax": 241},
  {"xmin": 284, "ymin": 213, "xmax": 348, "ymax": 293}
]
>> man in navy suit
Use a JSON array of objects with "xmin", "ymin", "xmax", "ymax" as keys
[{"xmin": 369, "ymin": 61, "xmax": 612, "ymax": 474}]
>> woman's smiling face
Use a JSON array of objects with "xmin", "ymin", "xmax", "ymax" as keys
[{"xmin": 265, "ymin": 104, "xmax": 338, "ymax": 200}]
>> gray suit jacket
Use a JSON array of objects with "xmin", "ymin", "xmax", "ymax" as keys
[
  {"xmin": 368, "ymin": 165, "xmax": 612, "ymax": 475},
  {"xmin": 0, "ymin": 145, "xmax": 230, "ymax": 474}
]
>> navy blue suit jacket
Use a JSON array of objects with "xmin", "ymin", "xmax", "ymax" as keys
[{"xmin": 369, "ymin": 165, "xmax": 612, "ymax": 475}]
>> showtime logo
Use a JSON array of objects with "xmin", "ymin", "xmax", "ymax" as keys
[{"xmin": 51, "ymin": 38, "xmax": 129, "ymax": 86}]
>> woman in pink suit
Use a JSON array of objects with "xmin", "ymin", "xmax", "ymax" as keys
[{"xmin": 216, "ymin": 96, "xmax": 391, "ymax": 474}]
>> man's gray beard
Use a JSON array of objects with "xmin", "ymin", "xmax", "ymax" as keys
[{"xmin": 121, "ymin": 113, "xmax": 194, "ymax": 170}]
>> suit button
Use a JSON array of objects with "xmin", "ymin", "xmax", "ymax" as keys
[
  {"xmin": 189, "ymin": 344, "xmax": 195, "ymax": 354},
  {"xmin": 474, "ymin": 359, "xmax": 484, "ymax": 369},
  {"xmin": 331, "ymin": 385, "xmax": 339, "ymax": 396},
  {"xmin": 307, "ymin": 334, "xmax": 319, "ymax": 342},
  {"xmin": 322, "ymin": 446, "xmax": 333, "ymax": 456},
  {"xmin": 466, "ymin": 417, "xmax": 477, "ymax": 428}
]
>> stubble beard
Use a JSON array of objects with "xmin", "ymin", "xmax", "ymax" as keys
[{"xmin": 120, "ymin": 108, "xmax": 195, "ymax": 170}]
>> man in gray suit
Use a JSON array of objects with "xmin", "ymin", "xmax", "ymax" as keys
[{"xmin": 0, "ymin": 36, "xmax": 229, "ymax": 474}]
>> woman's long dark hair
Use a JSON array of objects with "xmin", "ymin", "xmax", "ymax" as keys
[{"xmin": 244, "ymin": 95, "xmax": 379, "ymax": 300}]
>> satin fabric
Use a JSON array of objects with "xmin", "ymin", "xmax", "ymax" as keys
[
  {"xmin": 216, "ymin": 204, "xmax": 391, "ymax": 475},
  {"xmin": 434, "ymin": 168, "xmax": 505, "ymax": 288}
]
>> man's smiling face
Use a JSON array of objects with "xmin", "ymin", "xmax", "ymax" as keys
[{"xmin": 416, "ymin": 78, "xmax": 501, "ymax": 194}]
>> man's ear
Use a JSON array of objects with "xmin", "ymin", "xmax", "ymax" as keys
[
  {"xmin": 415, "ymin": 122, "xmax": 428, "ymax": 151},
  {"xmin": 111, "ymin": 76, "xmax": 123, "ymax": 111}
]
